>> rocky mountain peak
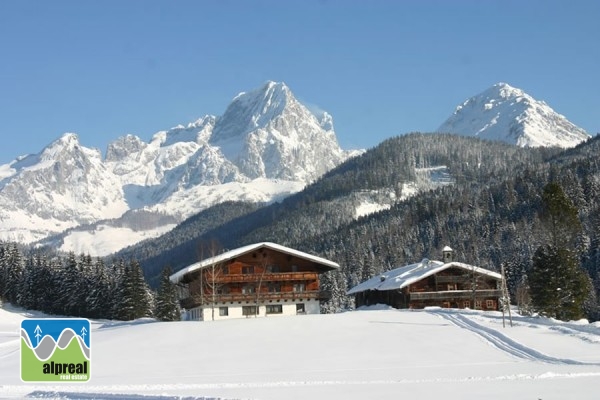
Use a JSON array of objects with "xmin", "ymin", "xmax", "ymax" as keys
[
  {"xmin": 106, "ymin": 134, "xmax": 146, "ymax": 162},
  {"xmin": 438, "ymin": 83, "xmax": 590, "ymax": 148},
  {"xmin": 211, "ymin": 81, "xmax": 298, "ymax": 142}
]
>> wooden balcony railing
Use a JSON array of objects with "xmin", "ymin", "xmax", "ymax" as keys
[
  {"xmin": 434, "ymin": 275, "xmax": 471, "ymax": 284},
  {"xmin": 206, "ymin": 272, "xmax": 319, "ymax": 284},
  {"xmin": 179, "ymin": 290, "xmax": 329, "ymax": 309},
  {"xmin": 409, "ymin": 289, "xmax": 502, "ymax": 301}
]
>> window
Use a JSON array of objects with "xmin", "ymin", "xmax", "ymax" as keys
[
  {"xmin": 291, "ymin": 265, "xmax": 299, "ymax": 272},
  {"xmin": 219, "ymin": 307, "xmax": 228, "ymax": 316},
  {"xmin": 242, "ymin": 266, "xmax": 254, "ymax": 274},
  {"xmin": 216, "ymin": 286, "xmax": 230, "ymax": 294},
  {"xmin": 189, "ymin": 307, "xmax": 202, "ymax": 321},
  {"xmin": 221, "ymin": 266, "xmax": 229, "ymax": 275},
  {"xmin": 266, "ymin": 304, "xmax": 282, "ymax": 314},
  {"xmin": 242, "ymin": 306, "xmax": 257, "ymax": 316},
  {"xmin": 268, "ymin": 283, "xmax": 281, "ymax": 293},
  {"xmin": 447, "ymin": 283, "xmax": 457, "ymax": 291},
  {"xmin": 267, "ymin": 265, "xmax": 280, "ymax": 273},
  {"xmin": 463, "ymin": 301, "xmax": 470, "ymax": 309},
  {"xmin": 475, "ymin": 300, "xmax": 483, "ymax": 310},
  {"xmin": 296, "ymin": 303, "xmax": 305, "ymax": 314},
  {"xmin": 293, "ymin": 283, "xmax": 305, "ymax": 292},
  {"xmin": 242, "ymin": 285, "xmax": 255, "ymax": 294},
  {"xmin": 486, "ymin": 300, "xmax": 495, "ymax": 309}
]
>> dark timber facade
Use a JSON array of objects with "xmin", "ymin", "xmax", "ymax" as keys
[{"xmin": 348, "ymin": 248, "xmax": 503, "ymax": 311}]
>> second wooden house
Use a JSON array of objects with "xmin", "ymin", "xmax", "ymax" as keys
[{"xmin": 347, "ymin": 247, "xmax": 503, "ymax": 311}]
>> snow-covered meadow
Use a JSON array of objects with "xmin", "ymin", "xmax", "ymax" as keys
[{"xmin": 1, "ymin": 304, "xmax": 599, "ymax": 399}]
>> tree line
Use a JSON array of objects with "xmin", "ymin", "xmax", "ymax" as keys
[{"xmin": 0, "ymin": 246, "xmax": 179, "ymax": 322}]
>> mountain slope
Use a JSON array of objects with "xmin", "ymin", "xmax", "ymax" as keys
[
  {"xmin": 126, "ymin": 133, "xmax": 600, "ymax": 319},
  {"xmin": 125, "ymin": 133, "xmax": 548, "ymax": 284},
  {"xmin": 0, "ymin": 81, "xmax": 354, "ymax": 253},
  {"xmin": 0, "ymin": 134, "xmax": 128, "ymax": 243},
  {"xmin": 437, "ymin": 83, "xmax": 590, "ymax": 148}
]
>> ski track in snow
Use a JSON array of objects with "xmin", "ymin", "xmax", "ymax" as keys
[
  {"xmin": 546, "ymin": 325, "xmax": 600, "ymax": 344},
  {"xmin": 429, "ymin": 310, "xmax": 597, "ymax": 365},
  {"xmin": 473, "ymin": 312, "xmax": 600, "ymax": 343},
  {"xmin": 5, "ymin": 371, "xmax": 600, "ymax": 399}
]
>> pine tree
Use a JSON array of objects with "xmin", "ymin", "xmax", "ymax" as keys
[
  {"xmin": 540, "ymin": 182, "xmax": 582, "ymax": 249},
  {"xmin": 131, "ymin": 261, "xmax": 154, "ymax": 318},
  {"xmin": 85, "ymin": 259, "xmax": 112, "ymax": 319},
  {"xmin": 529, "ymin": 182, "xmax": 592, "ymax": 320},
  {"xmin": 0, "ymin": 243, "xmax": 6, "ymax": 303},
  {"xmin": 530, "ymin": 245, "xmax": 591, "ymax": 320},
  {"xmin": 2, "ymin": 243, "xmax": 24, "ymax": 305},
  {"xmin": 109, "ymin": 261, "xmax": 127, "ymax": 320},
  {"xmin": 154, "ymin": 266, "xmax": 180, "ymax": 321},
  {"xmin": 34, "ymin": 255, "xmax": 55, "ymax": 314},
  {"xmin": 321, "ymin": 270, "xmax": 349, "ymax": 313},
  {"xmin": 115, "ymin": 260, "xmax": 153, "ymax": 320},
  {"xmin": 18, "ymin": 256, "xmax": 40, "ymax": 310},
  {"xmin": 59, "ymin": 252, "xmax": 84, "ymax": 316}
]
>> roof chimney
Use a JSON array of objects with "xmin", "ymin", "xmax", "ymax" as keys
[{"xmin": 442, "ymin": 246, "xmax": 454, "ymax": 263}]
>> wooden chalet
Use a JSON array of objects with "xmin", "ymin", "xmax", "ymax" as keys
[
  {"xmin": 347, "ymin": 247, "xmax": 503, "ymax": 311},
  {"xmin": 169, "ymin": 242, "xmax": 339, "ymax": 320}
]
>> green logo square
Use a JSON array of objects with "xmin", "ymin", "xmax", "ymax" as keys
[{"xmin": 20, "ymin": 318, "xmax": 91, "ymax": 382}]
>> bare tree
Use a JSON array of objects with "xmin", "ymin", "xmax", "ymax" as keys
[
  {"xmin": 457, "ymin": 264, "xmax": 483, "ymax": 310},
  {"xmin": 197, "ymin": 240, "xmax": 226, "ymax": 321},
  {"xmin": 253, "ymin": 253, "xmax": 273, "ymax": 317},
  {"xmin": 515, "ymin": 276, "xmax": 533, "ymax": 316}
]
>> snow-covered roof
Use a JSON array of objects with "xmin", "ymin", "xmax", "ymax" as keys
[
  {"xmin": 170, "ymin": 242, "xmax": 339, "ymax": 283},
  {"xmin": 347, "ymin": 259, "xmax": 501, "ymax": 295}
]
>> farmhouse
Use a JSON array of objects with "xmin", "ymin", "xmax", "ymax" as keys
[
  {"xmin": 347, "ymin": 247, "xmax": 503, "ymax": 311},
  {"xmin": 170, "ymin": 242, "xmax": 339, "ymax": 321}
]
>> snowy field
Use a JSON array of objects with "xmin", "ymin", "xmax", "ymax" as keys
[{"xmin": 1, "ymin": 304, "xmax": 600, "ymax": 399}]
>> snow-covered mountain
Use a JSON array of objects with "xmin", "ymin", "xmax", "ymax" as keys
[
  {"xmin": 437, "ymin": 83, "xmax": 590, "ymax": 148},
  {"xmin": 0, "ymin": 81, "xmax": 356, "ymax": 254},
  {"xmin": 211, "ymin": 81, "xmax": 346, "ymax": 181}
]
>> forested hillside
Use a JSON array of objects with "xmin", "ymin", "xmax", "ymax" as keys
[
  {"xmin": 2, "ymin": 133, "xmax": 599, "ymax": 321},
  {"xmin": 114, "ymin": 133, "xmax": 552, "ymax": 282},
  {"xmin": 312, "ymin": 136, "xmax": 600, "ymax": 317},
  {"xmin": 125, "ymin": 133, "xmax": 600, "ymax": 319}
]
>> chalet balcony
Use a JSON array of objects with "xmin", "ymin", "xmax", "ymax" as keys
[
  {"xmin": 434, "ymin": 275, "xmax": 472, "ymax": 284},
  {"xmin": 179, "ymin": 290, "xmax": 329, "ymax": 309},
  {"xmin": 409, "ymin": 289, "xmax": 502, "ymax": 301},
  {"xmin": 208, "ymin": 272, "xmax": 319, "ymax": 284}
]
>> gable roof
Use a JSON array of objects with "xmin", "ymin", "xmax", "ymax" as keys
[
  {"xmin": 347, "ymin": 259, "xmax": 501, "ymax": 295},
  {"xmin": 170, "ymin": 242, "xmax": 339, "ymax": 283}
]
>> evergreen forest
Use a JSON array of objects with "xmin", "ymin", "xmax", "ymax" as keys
[{"xmin": 1, "ymin": 133, "xmax": 599, "ymax": 321}]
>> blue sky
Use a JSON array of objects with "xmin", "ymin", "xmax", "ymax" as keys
[{"xmin": 1, "ymin": 0, "xmax": 598, "ymax": 164}]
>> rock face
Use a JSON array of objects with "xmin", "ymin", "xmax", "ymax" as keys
[
  {"xmin": 437, "ymin": 83, "xmax": 590, "ymax": 148},
  {"xmin": 211, "ymin": 81, "xmax": 347, "ymax": 181},
  {"xmin": 0, "ymin": 81, "xmax": 354, "ymax": 251}
]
